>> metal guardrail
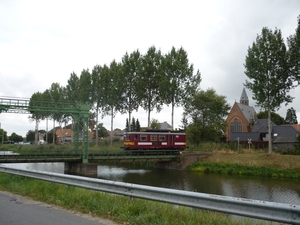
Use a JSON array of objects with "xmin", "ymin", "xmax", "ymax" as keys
[{"xmin": 0, "ymin": 165, "xmax": 299, "ymax": 224}]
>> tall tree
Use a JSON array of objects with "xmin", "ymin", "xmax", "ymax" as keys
[
  {"xmin": 285, "ymin": 107, "xmax": 298, "ymax": 124},
  {"xmin": 91, "ymin": 65, "xmax": 104, "ymax": 146},
  {"xmin": 44, "ymin": 83, "xmax": 66, "ymax": 143},
  {"xmin": 78, "ymin": 69, "xmax": 92, "ymax": 104},
  {"xmin": 287, "ymin": 15, "xmax": 300, "ymax": 84},
  {"xmin": 244, "ymin": 27, "xmax": 293, "ymax": 154},
  {"xmin": 137, "ymin": 46, "xmax": 163, "ymax": 127},
  {"xmin": 29, "ymin": 92, "xmax": 49, "ymax": 144},
  {"xmin": 184, "ymin": 88, "xmax": 230, "ymax": 144},
  {"xmin": 160, "ymin": 46, "xmax": 201, "ymax": 129},
  {"xmin": 121, "ymin": 50, "xmax": 141, "ymax": 131},
  {"xmin": 135, "ymin": 119, "xmax": 141, "ymax": 132},
  {"xmin": 100, "ymin": 61, "xmax": 125, "ymax": 145}
]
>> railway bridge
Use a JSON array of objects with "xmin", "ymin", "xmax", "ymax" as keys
[{"xmin": 0, "ymin": 96, "xmax": 91, "ymax": 163}]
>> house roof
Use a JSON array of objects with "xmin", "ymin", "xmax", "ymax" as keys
[
  {"xmin": 272, "ymin": 125, "xmax": 298, "ymax": 143},
  {"xmin": 159, "ymin": 121, "xmax": 172, "ymax": 130},
  {"xmin": 251, "ymin": 118, "xmax": 275, "ymax": 133},
  {"xmin": 288, "ymin": 124, "xmax": 300, "ymax": 132},
  {"xmin": 236, "ymin": 103, "xmax": 256, "ymax": 122},
  {"xmin": 229, "ymin": 132, "xmax": 262, "ymax": 141}
]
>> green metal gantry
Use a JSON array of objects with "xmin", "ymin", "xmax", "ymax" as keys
[{"xmin": 0, "ymin": 97, "xmax": 91, "ymax": 163}]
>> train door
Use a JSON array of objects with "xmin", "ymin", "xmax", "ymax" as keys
[
  {"xmin": 134, "ymin": 133, "xmax": 138, "ymax": 149},
  {"xmin": 168, "ymin": 134, "xmax": 174, "ymax": 149}
]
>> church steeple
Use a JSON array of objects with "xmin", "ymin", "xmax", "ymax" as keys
[{"xmin": 240, "ymin": 88, "xmax": 249, "ymax": 106}]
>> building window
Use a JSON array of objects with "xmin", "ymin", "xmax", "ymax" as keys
[{"xmin": 230, "ymin": 118, "xmax": 242, "ymax": 133}]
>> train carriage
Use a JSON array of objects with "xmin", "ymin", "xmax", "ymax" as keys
[{"xmin": 123, "ymin": 130, "xmax": 186, "ymax": 151}]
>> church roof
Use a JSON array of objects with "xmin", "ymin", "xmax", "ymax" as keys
[{"xmin": 236, "ymin": 103, "xmax": 256, "ymax": 122}]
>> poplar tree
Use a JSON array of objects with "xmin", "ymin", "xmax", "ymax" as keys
[
  {"xmin": 121, "ymin": 50, "xmax": 141, "ymax": 131},
  {"xmin": 160, "ymin": 46, "xmax": 201, "ymax": 129},
  {"xmin": 137, "ymin": 46, "xmax": 163, "ymax": 127},
  {"xmin": 244, "ymin": 27, "xmax": 293, "ymax": 154},
  {"xmin": 287, "ymin": 15, "xmax": 300, "ymax": 84}
]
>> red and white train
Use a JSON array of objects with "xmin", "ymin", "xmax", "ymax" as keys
[{"xmin": 123, "ymin": 130, "xmax": 187, "ymax": 151}]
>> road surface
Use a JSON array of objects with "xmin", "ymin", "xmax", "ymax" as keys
[{"xmin": 0, "ymin": 191, "xmax": 118, "ymax": 225}]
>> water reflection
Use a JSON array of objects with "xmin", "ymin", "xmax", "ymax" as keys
[
  {"xmin": 0, "ymin": 151, "xmax": 19, "ymax": 155},
  {"xmin": 97, "ymin": 165, "xmax": 300, "ymax": 205},
  {"xmin": 2, "ymin": 162, "xmax": 64, "ymax": 173},
  {"xmin": 2, "ymin": 162, "xmax": 300, "ymax": 205}
]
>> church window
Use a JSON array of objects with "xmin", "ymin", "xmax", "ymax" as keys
[{"xmin": 230, "ymin": 118, "xmax": 242, "ymax": 133}]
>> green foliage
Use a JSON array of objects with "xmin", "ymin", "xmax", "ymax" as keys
[
  {"xmin": 285, "ymin": 107, "xmax": 298, "ymax": 124},
  {"xmin": 26, "ymin": 130, "xmax": 35, "ymax": 142},
  {"xmin": 96, "ymin": 123, "xmax": 108, "ymax": 138},
  {"xmin": 184, "ymin": 88, "xmax": 230, "ymax": 144},
  {"xmin": 150, "ymin": 118, "xmax": 160, "ymax": 130},
  {"xmin": 257, "ymin": 111, "xmax": 285, "ymax": 125},
  {"xmin": 121, "ymin": 50, "xmax": 141, "ymax": 130},
  {"xmin": 0, "ymin": 128, "xmax": 7, "ymax": 142},
  {"xmin": 244, "ymin": 26, "xmax": 297, "ymax": 154},
  {"xmin": 188, "ymin": 161, "xmax": 300, "ymax": 179},
  {"xmin": 126, "ymin": 117, "xmax": 140, "ymax": 132},
  {"xmin": 160, "ymin": 46, "xmax": 201, "ymax": 129},
  {"xmin": 287, "ymin": 15, "xmax": 300, "ymax": 84},
  {"xmin": 244, "ymin": 27, "xmax": 294, "ymax": 112},
  {"xmin": 9, "ymin": 132, "xmax": 23, "ymax": 143},
  {"xmin": 137, "ymin": 46, "xmax": 163, "ymax": 127}
]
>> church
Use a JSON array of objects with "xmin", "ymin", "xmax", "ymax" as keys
[
  {"xmin": 225, "ymin": 88, "xmax": 256, "ymax": 140},
  {"xmin": 225, "ymin": 88, "xmax": 299, "ymax": 150}
]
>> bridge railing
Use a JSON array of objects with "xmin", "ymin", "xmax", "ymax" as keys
[
  {"xmin": 0, "ymin": 165, "xmax": 299, "ymax": 224},
  {"xmin": 0, "ymin": 149, "xmax": 179, "ymax": 163}
]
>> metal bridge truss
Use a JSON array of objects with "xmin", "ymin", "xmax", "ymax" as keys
[{"xmin": 0, "ymin": 97, "xmax": 91, "ymax": 163}]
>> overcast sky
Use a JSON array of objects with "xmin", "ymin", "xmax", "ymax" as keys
[{"xmin": 0, "ymin": 0, "xmax": 299, "ymax": 137}]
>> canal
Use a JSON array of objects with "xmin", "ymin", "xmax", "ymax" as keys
[{"xmin": 2, "ymin": 162, "xmax": 300, "ymax": 206}]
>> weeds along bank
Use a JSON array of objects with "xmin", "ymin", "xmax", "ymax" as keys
[{"xmin": 188, "ymin": 149, "xmax": 300, "ymax": 179}]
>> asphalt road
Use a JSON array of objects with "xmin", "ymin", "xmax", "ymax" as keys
[{"xmin": 0, "ymin": 191, "xmax": 118, "ymax": 225}]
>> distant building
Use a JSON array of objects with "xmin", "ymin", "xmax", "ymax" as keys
[
  {"xmin": 159, "ymin": 121, "xmax": 172, "ymax": 130},
  {"xmin": 226, "ymin": 88, "xmax": 299, "ymax": 150},
  {"xmin": 225, "ymin": 88, "xmax": 256, "ymax": 140},
  {"xmin": 55, "ymin": 128, "xmax": 94, "ymax": 144}
]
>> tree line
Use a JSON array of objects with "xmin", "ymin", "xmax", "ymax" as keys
[
  {"xmin": 29, "ymin": 46, "xmax": 203, "ymax": 145},
  {"xmin": 5, "ymin": 15, "xmax": 298, "ymax": 147}
]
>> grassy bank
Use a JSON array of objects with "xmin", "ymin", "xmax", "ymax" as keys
[
  {"xmin": 0, "ymin": 173, "xmax": 264, "ymax": 225},
  {"xmin": 188, "ymin": 150, "xmax": 300, "ymax": 179}
]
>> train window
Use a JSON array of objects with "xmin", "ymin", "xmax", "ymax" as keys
[
  {"xmin": 140, "ymin": 135, "xmax": 147, "ymax": 141},
  {"xmin": 125, "ymin": 135, "xmax": 130, "ymax": 141},
  {"xmin": 151, "ymin": 135, "xmax": 157, "ymax": 141},
  {"xmin": 159, "ymin": 135, "xmax": 165, "ymax": 141}
]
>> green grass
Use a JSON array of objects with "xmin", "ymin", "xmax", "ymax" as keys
[
  {"xmin": 188, "ymin": 161, "xmax": 300, "ymax": 179},
  {"xmin": 0, "ymin": 173, "xmax": 264, "ymax": 225}
]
